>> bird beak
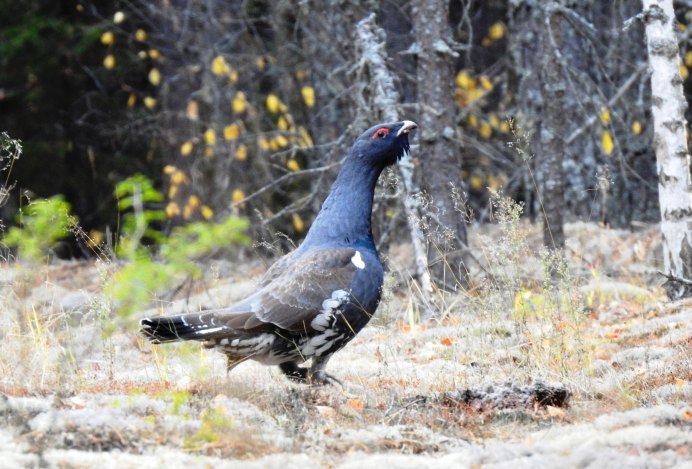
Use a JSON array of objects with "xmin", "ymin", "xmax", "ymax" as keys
[{"xmin": 397, "ymin": 120, "xmax": 418, "ymax": 137}]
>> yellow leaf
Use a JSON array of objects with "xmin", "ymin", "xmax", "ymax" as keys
[
  {"xmin": 481, "ymin": 37, "xmax": 492, "ymax": 47},
  {"xmin": 148, "ymin": 68, "xmax": 161, "ymax": 86},
  {"xmin": 228, "ymin": 69, "xmax": 238, "ymax": 83},
  {"xmin": 489, "ymin": 114, "xmax": 501, "ymax": 128},
  {"xmin": 165, "ymin": 202, "xmax": 180, "ymax": 217},
  {"xmin": 631, "ymin": 120, "xmax": 642, "ymax": 135},
  {"xmin": 171, "ymin": 170, "xmax": 189, "ymax": 185},
  {"xmin": 488, "ymin": 22, "xmax": 506, "ymax": 40},
  {"xmin": 601, "ymin": 130, "xmax": 614, "ymax": 155},
  {"xmin": 277, "ymin": 116, "xmax": 289, "ymax": 130},
  {"xmin": 183, "ymin": 204, "xmax": 193, "ymax": 219},
  {"xmin": 204, "ymin": 128, "xmax": 216, "ymax": 145},
  {"xmin": 234, "ymin": 144, "xmax": 248, "ymax": 161},
  {"xmin": 201, "ymin": 206, "xmax": 214, "ymax": 220},
  {"xmin": 301, "ymin": 86, "xmax": 315, "ymax": 107},
  {"xmin": 599, "ymin": 107, "xmax": 611, "ymax": 125},
  {"xmin": 479, "ymin": 75, "xmax": 493, "ymax": 91},
  {"xmin": 274, "ymin": 134, "xmax": 289, "ymax": 148},
  {"xmin": 258, "ymin": 136, "xmax": 271, "ymax": 151},
  {"xmin": 291, "ymin": 213, "xmax": 305, "ymax": 233},
  {"xmin": 479, "ymin": 122, "xmax": 492, "ymax": 139},
  {"xmin": 499, "ymin": 121, "xmax": 510, "ymax": 133},
  {"xmin": 127, "ymin": 93, "xmax": 136, "ymax": 108},
  {"xmin": 103, "ymin": 54, "xmax": 116, "ymax": 69},
  {"xmin": 100, "ymin": 31, "xmax": 115, "ymax": 46},
  {"xmin": 168, "ymin": 185, "xmax": 178, "ymax": 198},
  {"xmin": 211, "ymin": 55, "xmax": 229, "ymax": 75},
  {"xmin": 231, "ymin": 189, "xmax": 246, "ymax": 204},
  {"xmin": 455, "ymin": 70, "xmax": 472, "ymax": 89},
  {"xmin": 87, "ymin": 229, "xmax": 104, "ymax": 248},
  {"xmin": 186, "ymin": 100, "xmax": 199, "ymax": 120},
  {"xmin": 467, "ymin": 114, "xmax": 478, "ymax": 128},
  {"xmin": 113, "ymin": 11, "xmax": 125, "ymax": 24},
  {"xmin": 680, "ymin": 64, "xmax": 689, "ymax": 80},
  {"xmin": 286, "ymin": 158, "xmax": 300, "ymax": 171},
  {"xmin": 148, "ymin": 49, "xmax": 161, "ymax": 60},
  {"xmin": 232, "ymin": 92, "xmax": 247, "ymax": 113},
  {"xmin": 204, "ymin": 147, "xmax": 214, "ymax": 158},
  {"xmin": 470, "ymin": 175, "xmax": 484, "ymax": 191},
  {"xmin": 266, "ymin": 94, "xmax": 281, "ymax": 113},
  {"xmin": 679, "ymin": 23, "xmax": 687, "ymax": 32},
  {"xmin": 223, "ymin": 123, "xmax": 240, "ymax": 140},
  {"xmin": 163, "ymin": 165, "xmax": 177, "ymax": 175},
  {"xmin": 188, "ymin": 195, "xmax": 201, "ymax": 209},
  {"xmin": 180, "ymin": 141, "xmax": 193, "ymax": 156},
  {"xmin": 298, "ymin": 127, "xmax": 313, "ymax": 147},
  {"xmin": 135, "ymin": 29, "xmax": 147, "ymax": 42},
  {"xmin": 487, "ymin": 174, "xmax": 505, "ymax": 192},
  {"xmin": 466, "ymin": 88, "xmax": 484, "ymax": 103},
  {"xmin": 256, "ymin": 56, "xmax": 265, "ymax": 70},
  {"xmin": 295, "ymin": 70, "xmax": 306, "ymax": 81},
  {"xmin": 143, "ymin": 96, "xmax": 157, "ymax": 108}
]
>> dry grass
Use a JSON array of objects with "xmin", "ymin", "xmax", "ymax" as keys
[{"xmin": 0, "ymin": 221, "xmax": 690, "ymax": 467}]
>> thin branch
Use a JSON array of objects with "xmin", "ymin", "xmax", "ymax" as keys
[{"xmin": 565, "ymin": 63, "xmax": 647, "ymax": 145}]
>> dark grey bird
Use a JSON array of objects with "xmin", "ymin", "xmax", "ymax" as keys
[{"xmin": 141, "ymin": 120, "xmax": 417, "ymax": 384}]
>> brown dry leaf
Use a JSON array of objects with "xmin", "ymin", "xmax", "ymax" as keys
[
  {"xmin": 347, "ymin": 399, "xmax": 364, "ymax": 413},
  {"xmin": 546, "ymin": 405, "xmax": 566, "ymax": 419},
  {"xmin": 315, "ymin": 405, "xmax": 336, "ymax": 418},
  {"xmin": 440, "ymin": 337, "xmax": 454, "ymax": 346}
]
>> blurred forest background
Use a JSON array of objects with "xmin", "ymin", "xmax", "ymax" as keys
[{"xmin": 0, "ymin": 0, "xmax": 687, "ymax": 264}]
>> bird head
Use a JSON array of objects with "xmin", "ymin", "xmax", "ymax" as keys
[{"xmin": 351, "ymin": 120, "xmax": 418, "ymax": 168}]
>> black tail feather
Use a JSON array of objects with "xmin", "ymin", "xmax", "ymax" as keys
[{"xmin": 140, "ymin": 313, "xmax": 231, "ymax": 343}]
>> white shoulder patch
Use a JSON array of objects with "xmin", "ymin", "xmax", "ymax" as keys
[{"xmin": 351, "ymin": 251, "xmax": 365, "ymax": 269}]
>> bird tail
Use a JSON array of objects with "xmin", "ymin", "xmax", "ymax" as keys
[{"xmin": 140, "ymin": 312, "xmax": 232, "ymax": 344}]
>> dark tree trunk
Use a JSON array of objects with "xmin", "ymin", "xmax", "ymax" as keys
[
  {"xmin": 538, "ymin": 7, "xmax": 566, "ymax": 250},
  {"xmin": 413, "ymin": 0, "xmax": 468, "ymax": 290}
]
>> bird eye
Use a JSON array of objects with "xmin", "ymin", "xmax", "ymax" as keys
[{"xmin": 371, "ymin": 127, "xmax": 390, "ymax": 139}]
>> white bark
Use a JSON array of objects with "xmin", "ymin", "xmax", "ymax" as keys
[
  {"xmin": 643, "ymin": 0, "xmax": 692, "ymax": 296},
  {"xmin": 355, "ymin": 14, "xmax": 435, "ymax": 308}
]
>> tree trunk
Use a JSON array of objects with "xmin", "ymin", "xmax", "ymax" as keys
[
  {"xmin": 642, "ymin": 0, "xmax": 692, "ymax": 299},
  {"xmin": 538, "ymin": 5, "xmax": 567, "ymax": 250},
  {"xmin": 413, "ymin": 0, "xmax": 469, "ymax": 291},
  {"xmin": 354, "ymin": 13, "xmax": 435, "ymax": 312}
]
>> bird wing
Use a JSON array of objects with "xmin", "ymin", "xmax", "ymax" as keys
[{"xmin": 215, "ymin": 247, "xmax": 362, "ymax": 333}]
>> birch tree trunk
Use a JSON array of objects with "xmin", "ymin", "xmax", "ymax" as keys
[
  {"xmin": 413, "ymin": 0, "xmax": 469, "ymax": 291},
  {"xmin": 354, "ymin": 14, "xmax": 435, "ymax": 312},
  {"xmin": 643, "ymin": 0, "xmax": 692, "ymax": 299}
]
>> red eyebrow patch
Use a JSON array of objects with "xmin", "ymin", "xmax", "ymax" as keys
[{"xmin": 371, "ymin": 127, "xmax": 390, "ymax": 139}]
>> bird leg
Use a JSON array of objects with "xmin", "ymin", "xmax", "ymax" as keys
[{"xmin": 307, "ymin": 355, "xmax": 343, "ymax": 386}]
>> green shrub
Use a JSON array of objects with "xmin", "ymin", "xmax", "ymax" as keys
[{"xmin": 3, "ymin": 195, "xmax": 75, "ymax": 261}]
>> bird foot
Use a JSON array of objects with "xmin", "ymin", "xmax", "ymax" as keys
[
  {"xmin": 278, "ymin": 362, "xmax": 342, "ymax": 387},
  {"xmin": 307, "ymin": 371, "xmax": 343, "ymax": 387}
]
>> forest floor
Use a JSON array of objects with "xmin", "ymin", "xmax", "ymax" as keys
[{"xmin": 0, "ymin": 221, "xmax": 690, "ymax": 468}]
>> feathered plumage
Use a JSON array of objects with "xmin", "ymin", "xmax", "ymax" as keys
[{"xmin": 141, "ymin": 120, "xmax": 417, "ymax": 384}]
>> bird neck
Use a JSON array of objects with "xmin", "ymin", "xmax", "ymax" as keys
[{"xmin": 301, "ymin": 158, "xmax": 383, "ymax": 250}]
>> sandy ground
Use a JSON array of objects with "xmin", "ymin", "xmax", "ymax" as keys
[{"xmin": 0, "ymin": 222, "xmax": 690, "ymax": 468}]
